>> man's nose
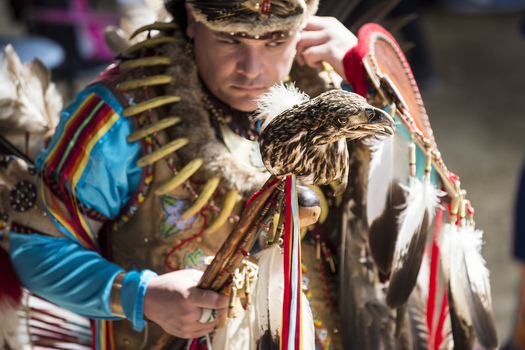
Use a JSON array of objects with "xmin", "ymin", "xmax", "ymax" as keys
[{"xmin": 236, "ymin": 47, "xmax": 263, "ymax": 78}]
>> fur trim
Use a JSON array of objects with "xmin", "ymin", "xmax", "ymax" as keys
[
  {"xmin": 187, "ymin": 0, "xmax": 319, "ymax": 37},
  {"xmin": 158, "ymin": 29, "xmax": 327, "ymax": 200},
  {"xmin": 161, "ymin": 32, "xmax": 269, "ymax": 199}
]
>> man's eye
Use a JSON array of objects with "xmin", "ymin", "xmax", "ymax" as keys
[
  {"xmin": 267, "ymin": 41, "xmax": 285, "ymax": 48},
  {"xmin": 220, "ymin": 38, "xmax": 239, "ymax": 45}
]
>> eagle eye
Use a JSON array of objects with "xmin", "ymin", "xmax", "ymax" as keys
[{"xmin": 336, "ymin": 116, "xmax": 349, "ymax": 126}]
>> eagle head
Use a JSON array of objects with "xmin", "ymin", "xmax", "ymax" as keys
[{"xmin": 254, "ymin": 84, "xmax": 395, "ymax": 195}]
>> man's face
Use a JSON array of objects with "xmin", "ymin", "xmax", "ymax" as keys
[{"xmin": 187, "ymin": 18, "xmax": 300, "ymax": 112}]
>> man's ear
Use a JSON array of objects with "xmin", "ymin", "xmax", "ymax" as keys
[{"xmin": 186, "ymin": 5, "xmax": 196, "ymax": 39}]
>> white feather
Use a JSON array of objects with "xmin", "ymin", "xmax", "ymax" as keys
[
  {"xmin": 253, "ymin": 83, "xmax": 309, "ymax": 133},
  {"xmin": 212, "ymin": 304, "xmax": 257, "ymax": 350},
  {"xmin": 301, "ymin": 293, "xmax": 315, "ymax": 350},
  {"xmin": 237, "ymin": 244, "xmax": 315, "ymax": 349},
  {"xmin": 459, "ymin": 226, "xmax": 492, "ymax": 307},
  {"xmin": 392, "ymin": 177, "xmax": 443, "ymax": 270},
  {"xmin": 458, "ymin": 225, "xmax": 498, "ymax": 349},
  {"xmin": 0, "ymin": 58, "xmax": 17, "ymax": 100},
  {"xmin": 363, "ymin": 135, "xmax": 387, "ymax": 181},
  {"xmin": 417, "ymin": 251, "xmax": 430, "ymax": 301},
  {"xmin": 365, "ymin": 134, "xmax": 407, "ymax": 228},
  {"xmin": 254, "ymin": 244, "xmax": 284, "ymax": 342},
  {"xmin": 442, "ymin": 224, "xmax": 495, "ymax": 328},
  {"xmin": 438, "ymin": 222, "xmax": 472, "ymax": 322}
]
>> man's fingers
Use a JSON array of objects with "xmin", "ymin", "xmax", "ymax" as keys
[
  {"xmin": 297, "ymin": 30, "xmax": 328, "ymax": 53},
  {"xmin": 296, "ymin": 31, "xmax": 328, "ymax": 66},
  {"xmin": 302, "ymin": 16, "xmax": 330, "ymax": 31},
  {"xmin": 171, "ymin": 322, "xmax": 217, "ymax": 339},
  {"xmin": 301, "ymin": 44, "xmax": 330, "ymax": 69},
  {"xmin": 191, "ymin": 288, "xmax": 230, "ymax": 309}
]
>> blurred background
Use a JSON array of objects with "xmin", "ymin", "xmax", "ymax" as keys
[{"xmin": 1, "ymin": 0, "xmax": 524, "ymax": 346}]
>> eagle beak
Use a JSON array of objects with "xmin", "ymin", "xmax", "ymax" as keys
[{"xmin": 362, "ymin": 106, "xmax": 395, "ymax": 136}]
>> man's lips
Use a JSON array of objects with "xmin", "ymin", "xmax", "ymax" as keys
[{"xmin": 231, "ymin": 85, "xmax": 267, "ymax": 93}]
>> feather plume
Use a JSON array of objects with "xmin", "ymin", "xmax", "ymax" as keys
[
  {"xmin": 386, "ymin": 176, "xmax": 442, "ymax": 308},
  {"xmin": 116, "ymin": 1, "xmax": 172, "ymax": 43},
  {"xmin": 253, "ymin": 83, "xmax": 310, "ymax": 134},
  {"xmin": 104, "ymin": 25, "xmax": 130, "ymax": 56},
  {"xmin": 0, "ymin": 45, "xmax": 61, "ymax": 137},
  {"xmin": 143, "ymin": 0, "xmax": 173, "ymax": 22}
]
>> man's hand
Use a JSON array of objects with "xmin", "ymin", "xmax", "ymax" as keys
[
  {"xmin": 296, "ymin": 16, "xmax": 358, "ymax": 81},
  {"xmin": 143, "ymin": 269, "xmax": 229, "ymax": 339}
]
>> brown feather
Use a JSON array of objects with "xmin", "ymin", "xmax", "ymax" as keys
[
  {"xmin": 340, "ymin": 141, "xmax": 398, "ymax": 350},
  {"xmin": 447, "ymin": 285, "xmax": 476, "ymax": 350},
  {"xmin": 407, "ymin": 277, "xmax": 429, "ymax": 350},
  {"xmin": 368, "ymin": 181, "xmax": 405, "ymax": 275},
  {"xmin": 461, "ymin": 255, "xmax": 499, "ymax": 349},
  {"xmin": 386, "ymin": 210, "xmax": 430, "ymax": 308}
]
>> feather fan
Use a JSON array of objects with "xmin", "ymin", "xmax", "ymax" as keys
[{"xmin": 386, "ymin": 170, "xmax": 442, "ymax": 308}]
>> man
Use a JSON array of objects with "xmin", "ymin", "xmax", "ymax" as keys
[{"xmin": 2, "ymin": 0, "xmax": 361, "ymax": 348}]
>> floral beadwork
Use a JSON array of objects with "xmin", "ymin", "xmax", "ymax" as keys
[{"xmin": 160, "ymin": 194, "xmax": 196, "ymax": 239}]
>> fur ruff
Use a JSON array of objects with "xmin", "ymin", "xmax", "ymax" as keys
[
  {"xmin": 161, "ymin": 32, "xmax": 269, "ymax": 199},
  {"xmin": 161, "ymin": 31, "xmax": 327, "ymax": 199}
]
